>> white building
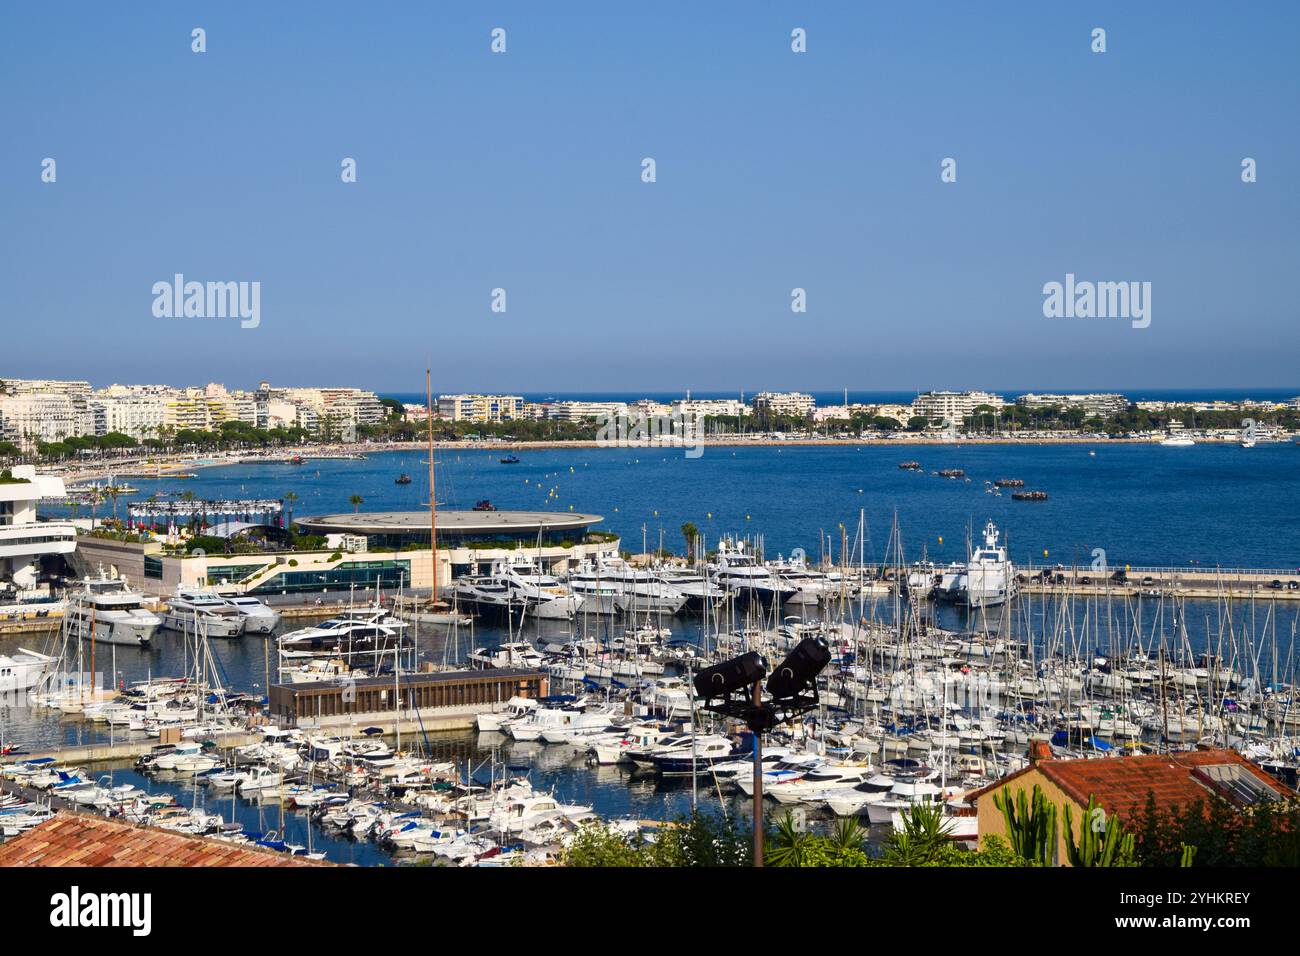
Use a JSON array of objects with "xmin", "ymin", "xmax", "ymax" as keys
[
  {"xmin": 910, "ymin": 390, "xmax": 1006, "ymax": 424},
  {"xmin": 672, "ymin": 398, "xmax": 745, "ymax": 419},
  {"xmin": 543, "ymin": 401, "xmax": 628, "ymax": 422},
  {"xmin": 751, "ymin": 392, "xmax": 815, "ymax": 417},
  {"xmin": 437, "ymin": 394, "xmax": 525, "ymax": 422},
  {"xmin": 1015, "ymin": 392, "xmax": 1129, "ymax": 418},
  {"xmin": 0, "ymin": 466, "xmax": 75, "ymax": 594}
]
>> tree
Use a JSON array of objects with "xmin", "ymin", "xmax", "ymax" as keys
[
  {"xmin": 680, "ymin": 521, "xmax": 700, "ymax": 558},
  {"xmin": 349, "ymin": 494, "xmax": 364, "ymax": 513}
]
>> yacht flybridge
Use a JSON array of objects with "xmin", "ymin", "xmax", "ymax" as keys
[{"xmin": 65, "ymin": 571, "xmax": 162, "ymax": 647}]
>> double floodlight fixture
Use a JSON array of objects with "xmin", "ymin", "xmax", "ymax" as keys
[{"xmin": 694, "ymin": 638, "xmax": 831, "ymax": 733}]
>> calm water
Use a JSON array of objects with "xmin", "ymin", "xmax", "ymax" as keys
[{"xmin": 72, "ymin": 442, "xmax": 1300, "ymax": 570}]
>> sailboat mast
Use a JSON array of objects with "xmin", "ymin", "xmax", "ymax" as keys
[{"xmin": 427, "ymin": 368, "xmax": 437, "ymax": 598}]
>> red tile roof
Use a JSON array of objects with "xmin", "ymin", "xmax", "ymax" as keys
[
  {"xmin": 968, "ymin": 748, "xmax": 1290, "ymax": 819},
  {"xmin": 0, "ymin": 813, "xmax": 332, "ymax": 867}
]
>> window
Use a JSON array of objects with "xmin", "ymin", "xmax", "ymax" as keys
[{"xmin": 1194, "ymin": 763, "xmax": 1282, "ymax": 805}]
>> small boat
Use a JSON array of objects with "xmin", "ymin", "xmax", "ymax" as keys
[
  {"xmin": 472, "ymin": 499, "xmax": 497, "ymax": 511},
  {"xmin": 395, "ymin": 474, "xmax": 412, "ymax": 485},
  {"xmin": 1011, "ymin": 490, "xmax": 1049, "ymax": 501},
  {"xmin": 938, "ymin": 468, "xmax": 965, "ymax": 479},
  {"xmin": 499, "ymin": 455, "xmax": 520, "ymax": 464},
  {"xmin": 898, "ymin": 461, "xmax": 921, "ymax": 471}
]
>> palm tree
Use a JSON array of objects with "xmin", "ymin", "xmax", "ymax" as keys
[
  {"xmin": 349, "ymin": 494, "xmax": 364, "ymax": 514},
  {"xmin": 285, "ymin": 490, "xmax": 298, "ymax": 530}
]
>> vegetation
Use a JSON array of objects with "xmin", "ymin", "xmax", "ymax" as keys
[
  {"xmin": 1129, "ymin": 793, "xmax": 1300, "ymax": 867},
  {"xmin": 0, "ymin": 468, "xmax": 31, "ymax": 484},
  {"xmin": 1063, "ymin": 796, "xmax": 1136, "ymax": 867},
  {"xmin": 993, "ymin": 784, "xmax": 1058, "ymax": 865},
  {"xmin": 562, "ymin": 808, "xmax": 1022, "ymax": 868}
]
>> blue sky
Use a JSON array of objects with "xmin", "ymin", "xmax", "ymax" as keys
[{"xmin": 2, "ymin": 2, "xmax": 1297, "ymax": 395}]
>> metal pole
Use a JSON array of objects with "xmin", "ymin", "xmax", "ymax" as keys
[{"xmin": 752, "ymin": 680, "xmax": 763, "ymax": 867}]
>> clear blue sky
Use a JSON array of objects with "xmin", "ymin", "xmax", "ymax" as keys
[{"xmin": 2, "ymin": 2, "xmax": 1297, "ymax": 395}]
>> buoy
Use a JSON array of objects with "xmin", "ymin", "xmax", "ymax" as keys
[{"xmin": 938, "ymin": 536, "xmax": 943, "ymax": 544}]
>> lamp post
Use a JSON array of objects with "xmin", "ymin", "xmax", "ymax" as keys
[{"xmin": 694, "ymin": 637, "xmax": 831, "ymax": 867}]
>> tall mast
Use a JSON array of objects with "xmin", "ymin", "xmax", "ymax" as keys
[{"xmin": 427, "ymin": 369, "xmax": 437, "ymax": 598}]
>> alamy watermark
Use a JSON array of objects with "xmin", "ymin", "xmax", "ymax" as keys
[
  {"xmin": 596, "ymin": 411, "xmax": 705, "ymax": 459},
  {"xmin": 152, "ymin": 274, "xmax": 260, "ymax": 329},
  {"xmin": 1042, "ymin": 273, "xmax": 1150, "ymax": 329}
]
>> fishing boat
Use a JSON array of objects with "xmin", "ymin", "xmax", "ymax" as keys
[{"xmin": 394, "ymin": 473, "xmax": 412, "ymax": 485}]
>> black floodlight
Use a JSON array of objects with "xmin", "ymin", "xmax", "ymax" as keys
[
  {"xmin": 693, "ymin": 651, "xmax": 766, "ymax": 701},
  {"xmin": 766, "ymin": 637, "xmax": 831, "ymax": 700}
]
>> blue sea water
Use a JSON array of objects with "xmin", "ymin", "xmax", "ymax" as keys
[{"xmin": 92, "ymin": 442, "xmax": 1300, "ymax": 571}]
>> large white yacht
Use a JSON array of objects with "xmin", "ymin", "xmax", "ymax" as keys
[
  {"xmin": 709, "ymin": 541, "xmax": 795, "ymax": 602},
  {"xmin": 213, "ymin": 591, "xmax": 281, "ymax": 633},
  {"xmin": 963, "ymin": 520, "xmax": 1018, "ymax": 609},
  {"xmin": 568, "ymin": 557, "xmax": 687, "ymax": 614},
  {"xmin": 159, "ymin": 588, "xmax": 246, "ymax": 637},
  {"xmin": 489, "ymin": 557, "xmax": 583, "ymax": 620},
  {"xmin": 65, "ymin": 572, "xmax": 163, "ymax": 647},
  {"xmin": 0, "ymin": 648, "xmax": 57, "ymax": 694}
]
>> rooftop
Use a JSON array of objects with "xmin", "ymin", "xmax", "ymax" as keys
[
  {"xmin": 0, "ymin": 813, "xmax": 332, "ymax": 867},
  {"xmin": 968, "ymin": 748, "xmax": 1290, "ymax": 816},
  {"xmin": 298, "ymin": 509, "xmax": 603, "ymax": 537}
]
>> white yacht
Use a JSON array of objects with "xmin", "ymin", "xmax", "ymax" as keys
[
  {"xmin": 771, "ymin": 554, "xmax": 833, "ymax": 605},
  {"xmin": 568, "ymin": 557, "xmax": 687, "ymax": 614},
  {"xmin": 963, "ymin": 520, "xmax": 1017, "ymax": 609},
  {"xmin": 490, "ymin": 557, "xmax": 584, "ymax": 620},
  {"xmin": 1159, "ymin": 424, "xmax": 1195, "ymax": 447},
  {"xmin": 277, "ymin": 605, "xmax": 408, "ymax": 655},
  {"xmin": 66, "ymin": 573, "xmax": 163, "ymax": 647},
  {"xmin": 709, "ymin": 541, "xmax": 795, "ymax": 602},
  {"xmin": 160, "ymin": 588, "xmax": 246, "ymax": 637},
  {"xmin": 467, "ymin": 641, "xmax": 545, "ymax": 670},
  {"xmin": 0, "ymin": 648, "xmax": 57, "ymax": 694},
  {"xmin": 653, "ymin": 566, "xmax": 726, "ymax": 610},
  {"xmin": 216, "ymin": 592, "xmax": 281, "ymax": 633}
]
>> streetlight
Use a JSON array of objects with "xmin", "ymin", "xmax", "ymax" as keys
[{"xmin": 693, "ymin": 637, "xmax": 831, "ymax": 866}]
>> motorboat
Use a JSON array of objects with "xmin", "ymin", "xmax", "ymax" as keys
[
  {"xmin": 215, "ymin": 592, "xmax": 281, "ymax": 634},
  {"xmin": 0, "ymin": 648, "xmax": 57, "ymax": 694},
  {"xmin": 65, "ymin": 571, "xmax": 162, "ymax": 647},
  {"xmin": 475, "ymin": 695, "xmax": 539, "ymax": 733},
  {"xmin": 277, "ymin": 605, "xmax": 409, "ymax": 655},
  {"xmin": 709, "ymin": 540, "xmax": 796, "ymax": 603},
  {"xmin": 568, "ymin": 558, "xmax": 687, "ymax": 614},
  {"xmin": 160, "ymin": 587, "xmax": 246, "ymax": 637}
]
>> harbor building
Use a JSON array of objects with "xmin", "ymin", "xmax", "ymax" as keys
[
  {"xmin": 74, "ymin": 509, "xmax": 616, "ymax": 596},
  {"xmin": 966, "ymin": 745, "xmax": 1289, "ymax": 866},
  {"xmin": 0, "ymin": 466, "xmax": 75, "ymax": 599},
  {"xmin": 269, "ymin": 667, "xmax": 548, "ymax": 730}
]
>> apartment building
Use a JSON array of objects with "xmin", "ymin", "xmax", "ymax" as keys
[
  {"xmin": 751, "ymin": 392, "xmax": 815, "ymax": 417},
  {"xmin": 436, "ymin": 394, "xmax": 525, "ymax": 422},
  {"xmin": 910, "ymin": 390, "xmax": 1006, "ymax": 424}
]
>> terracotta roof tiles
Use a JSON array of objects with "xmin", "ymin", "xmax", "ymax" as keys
[{"xmin": 0, "ymin": 813, "xmax": 332, "ymax": 867}]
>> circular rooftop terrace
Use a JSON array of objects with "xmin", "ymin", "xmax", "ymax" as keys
[{"xmin": 297, "ymin": 510, "xmax": 604, "ymax": 539}]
